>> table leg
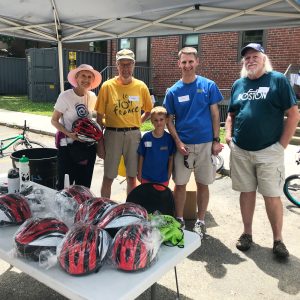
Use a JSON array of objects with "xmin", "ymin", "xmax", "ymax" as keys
[{"xmin": 150, "ymin": 283, "xmax": 157, "ymax": 300}]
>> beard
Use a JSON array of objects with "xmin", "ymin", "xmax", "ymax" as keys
[{"xmin": 244, "ymin": 64, "xmax": 265, "ymax": 79}]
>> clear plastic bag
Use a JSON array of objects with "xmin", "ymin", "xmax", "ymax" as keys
[
  {"xmin": 0, "ymin": 193, "xmax": 31, "ymax": 227},
  {"xmin": 57, "ymin": 223, "xmax": 111, "ymax": 276},
  {"xmin": 74, "ymin": 197, "xmax": 118, "ymax": 225},
  {"xmin": 149, "ymin": 213, "xmax": 185, "ymax": 248},
  {"xmin": 14, "ymin": 217, "xmax": 68, "ymax": 261},
  {"xmin": 54, "ymin": 185, "xmax": 94, "ymax": 226},
  {"xmin": 110, "ymin": 221, "xmax": 162, "ymax": 272},
  {"xmin": 97, "ymin": 202, "xmax": 148, "ymax": 229}
]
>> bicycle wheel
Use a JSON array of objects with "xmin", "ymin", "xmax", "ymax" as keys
[
  {"xmin": 215, "ymin": 155, "xmax": 224, "ymax": 173},
  {"xmin": 13, "ymin": 139, "xmax": 45, "ymax": 151},
  {"xmin": 283, "ymin": 174, "xmax": 300, "ymax": 207}
]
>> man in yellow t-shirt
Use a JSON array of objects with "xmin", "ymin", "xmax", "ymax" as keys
[{"xmin": 95, "ymin": 49, "xmax": 153, "ymax": 198}]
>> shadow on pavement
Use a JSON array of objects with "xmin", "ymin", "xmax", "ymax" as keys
[
  {"xmin": 285, "ymin": 204, "xmax": 300, "ymax": 215},
  {"xmin": 137, "ymin": 284, "xmax": 194, "ymax": 300},
  {"xmin": 243, "ymin": 243, "xmax": 300, "ymax": 295},
  {"xmin": 187, "ymin": 234, "xmax": 246, "ymax": 279}
]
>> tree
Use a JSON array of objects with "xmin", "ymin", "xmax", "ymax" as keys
[{"xmin": 0, "ymin": 35, "xmax": 15, "ymax": 46}]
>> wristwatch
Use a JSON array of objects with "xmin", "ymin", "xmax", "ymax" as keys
[{"xmin": 213, "ymin": 137, "xmax": 220, "ymax": 143}]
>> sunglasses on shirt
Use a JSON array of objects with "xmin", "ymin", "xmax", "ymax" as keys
[{"xmin": 183, "ymin": 153, "xmax": 196, "ymax": 169}]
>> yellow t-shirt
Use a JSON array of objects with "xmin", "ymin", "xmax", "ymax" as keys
[{"xmin": 95, "ymin": 77, "xmax": 153, "ymax": 128}]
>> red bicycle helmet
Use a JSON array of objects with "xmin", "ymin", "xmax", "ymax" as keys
[
  {"xmin": 55, "ymin": 185, "xmax": 94, "ymax": 212},
  {"xmin": 14, "ymin": 217, "xmax": 68, "ymax": 260},
  {"xmin": 0, "ymin": 193, "xmax": 31, "ymax": 226},
  {"xmin": 74, "ymin": 197, "xmax": 117, "ymax": 225},
  {"xmin": 72, "ymin": 117, "xmax": 103, "ymax": 142},
  {"xmin": 97, "ymin": 202, "xmax": 148, "ymax": 229},
  {"xmin": 58, "ymin": 223, "xmax": 111, "ymax": 275},
  {"xmin": 111, "ymin": 223, "xmax": 160, "ymax": 271}
]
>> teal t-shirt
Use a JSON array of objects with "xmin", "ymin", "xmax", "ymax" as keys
[{"xmin": 228, "ymin": 71, "xmax": 297, "ymax": 151}]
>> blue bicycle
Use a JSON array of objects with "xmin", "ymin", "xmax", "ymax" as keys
[{"xmin": 283, "ymin": 150, "xmax": 300, "ymax": 207}]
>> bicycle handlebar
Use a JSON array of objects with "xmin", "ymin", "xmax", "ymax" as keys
[{"xmin": 22, "ymin": 120, "xmax": 29, "ymax": 136}]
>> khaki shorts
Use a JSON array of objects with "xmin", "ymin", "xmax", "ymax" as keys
[
  {"xmin": 229, "ymin": 141, "xmax": 285, "ymax": 197},
  {"xmin": 103, "ymin": 129, "xmax": 141, "ymax": 179},
  {"xmin": 173, "ymin": 142, "xmax": 216, "ymax": 185}
]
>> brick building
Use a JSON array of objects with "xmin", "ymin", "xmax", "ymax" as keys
[{"xmin": 106, "ymin": 27, "xmax": 300, "ymax": 101}]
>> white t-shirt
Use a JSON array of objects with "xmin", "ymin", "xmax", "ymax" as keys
[{"xmin": 54, "ymin": 89, "xmax": 97, "ymax": 145}]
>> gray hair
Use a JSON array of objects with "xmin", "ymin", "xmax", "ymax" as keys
[{"xmin": 240, "ymin": 52, "xmax": 273, "ymax": 78}]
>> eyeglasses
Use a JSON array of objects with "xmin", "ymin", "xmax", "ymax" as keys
[
  {"xmin": 118, "ymin": 62, "xmax": 134, "ymax": 68},
  {"xmin": 183, "ymin": 154, "xmax": 196, "ymax": 169}
]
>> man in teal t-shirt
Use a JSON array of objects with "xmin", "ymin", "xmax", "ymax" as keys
[{"xmin": 225, "ymin": 43, "xmax": 300, "ymax": 259}]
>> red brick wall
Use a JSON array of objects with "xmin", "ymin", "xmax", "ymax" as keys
[
  {"xmin": 151, "ymin": 28, "xmax": 300, "ymax": 98},
  {"xmin": 107, "ymin": 27, "xmax": 300, "ymax": 100},
  {"xmin": 266, "ymin": 28, "xmax": 300, "ymax": 73},
  {"xmin": 151, "ymin": 36, "xmax": 181, "ymax": 97},
  {"xmin": 199, "ymin": 32, "xmax": 240, "ymax": 90}
]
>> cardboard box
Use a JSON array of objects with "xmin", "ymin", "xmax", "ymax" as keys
[{"xmin": 183, "ymin": 191, "xmax": 197, "ymax": 220}]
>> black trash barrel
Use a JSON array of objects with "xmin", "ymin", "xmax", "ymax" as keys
[{"xmin": 11, "ymin": 148, "xmax": 58, "ymax": 189}]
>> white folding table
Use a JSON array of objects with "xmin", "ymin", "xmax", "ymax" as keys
[
  {"xmin": 0, "ymin": 226, "xmax": 200, "ymax": 300},
  {"xmin": 0, "ymin": 178, "xmax": 201, "ymax": 300}
]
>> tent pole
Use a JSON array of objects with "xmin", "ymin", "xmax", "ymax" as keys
[{"xmin": 57, "ymin": 40, "xmax": 64, "ymax": 92}]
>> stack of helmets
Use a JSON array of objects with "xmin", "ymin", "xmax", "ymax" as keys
[
  {"xmin": 97, "ymin": 203, "xmax": 148, "ymax": 229},
  {"xmin": 74, "ymin": 197, "xmax": 117, "ymax": 225},
  {"xmin": 14, "ymin": 217, "xmax": 68, "ymax": 261},
  {"xmin": 111, "ymin": 223, "xmax": 161, "ymax": 272},
  {"xmin": 0, "ymin": 193, "xmax": 31, "ymax": 226},
  {"xmin": 58, "ymin": 223, "xmax": 111, "ymax": 275},
  {"xmin": 72, "ymin": 117, "xmax": 103, "ymax": 143},
  {"xmin": 97, "ymin": 202, "xmax": 148, "ymax": 237}
]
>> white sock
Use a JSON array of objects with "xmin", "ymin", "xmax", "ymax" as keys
[
  {"xmin": 177, "ymin": 217, "xmax": 184, "ymax": 221},
  {"xmin": 196, "ymin": 219, "xmax": 205, "ymax": 224}
]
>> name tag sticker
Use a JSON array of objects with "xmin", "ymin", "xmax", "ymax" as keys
[
  {"xmin": 144, "ymin": 141, "xmax": 152, "ymax": 147},
  {"xmin": 258, "ymin": 87, "xmax": 269, "ymax": 93},
  {"xmin": 178, "ymin": 95, "xmax": 190, "ymax": 102},
  {"xmin": 129, "ymin": 96, "xmax": 139, "ymax": 102}
]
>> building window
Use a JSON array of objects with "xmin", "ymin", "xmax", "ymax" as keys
[
  {"xmin": 182, "ymin": 34, "xmax": 199, "ymax": 51},
  {"xmin": 118, "ymin": 37, "xmax": 149, "ymax": 65},
  {"xmin": 239, "ymin": 30, "xmax": 265, "ymax": 59},
  {"xmin": 135, "ymin": 38, "xmax": 148, "ymax": 63},
  {"xmin": 89, "ymin": 41, "xmax": 107, "ymax": 53},
  {"xmin": 119, "ymin": 38, "xmax": 133, "ymax": 50}
]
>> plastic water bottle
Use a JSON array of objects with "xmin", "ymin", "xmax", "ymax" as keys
[
  {"xmin": 64, "ymin": 174, "xmax": 70, "ymax": 188},
  {"xmin": 19, "ymin": 155, "xmax": 30, "ymax": 192},
  {"xmin": 7, "ymin": 168, "xmax": 20, "ymax": 193}
]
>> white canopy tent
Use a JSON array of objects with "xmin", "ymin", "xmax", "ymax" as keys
[{"xmin": 1, "ymin": 0, "xmax": 300, "ymax": 91}]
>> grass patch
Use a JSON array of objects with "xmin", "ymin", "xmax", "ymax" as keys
[
  {"xmin": 0, "ymin": 95, "xmax": 226, "ymax": 139},
  {"xmin": 0, "ymin": 95, "xmax": 54, "ymax": 116}
]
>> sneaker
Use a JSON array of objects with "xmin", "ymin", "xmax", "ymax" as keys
[
  {"xmin": 273, "ymin": 240, "xmax": 289, "ymax": 259},
  {"xmin": 193, "ymin": 221, "xmax": 206, "ymax": 239},
  {"xmin": 236, "ymin": 233, "xmax": 253, "ymax": 251},
  {"xmin": 176, "ymin": 218, "xmax": 185, "ymax": 229}
]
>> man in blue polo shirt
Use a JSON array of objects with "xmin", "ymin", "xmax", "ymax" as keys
[
  {"xmin": 225, "ymin": 43, "xmax": 300, "ymax": 258},
  {"xmin": 164, "ymin": 47, "xmax": 223, "ymax": 238}
]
